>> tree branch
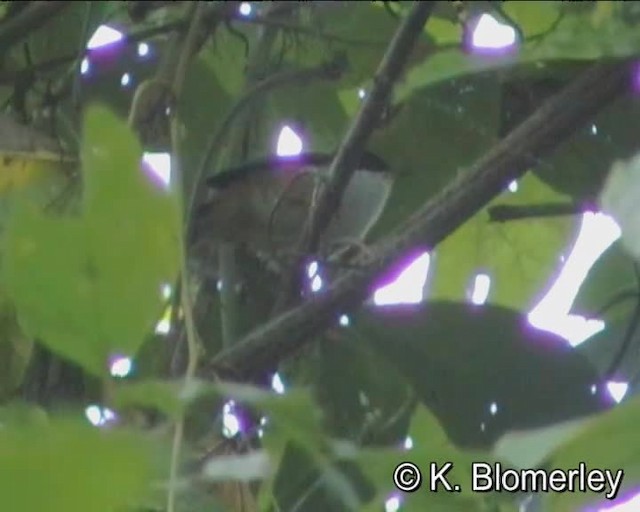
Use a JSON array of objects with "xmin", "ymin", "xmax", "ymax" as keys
[
  {"xmin": 487, "ymin": 201, "xmax": 594, "ymax": 222},
  {"xmin": 303, "ymin": 1, "xmax": 435, "ymax": 253},
  {"xmin": 209, "ymin": 60, "xmax": 632, "ymax": 381},
  {"xmin": 272, "ymin": 1, "xmax": 436, "ymax": 313}
]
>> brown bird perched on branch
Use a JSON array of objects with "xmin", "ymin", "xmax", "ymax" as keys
[{"xmin": 189, "ymin": 152, "xmax": 393, "ymax": 271}]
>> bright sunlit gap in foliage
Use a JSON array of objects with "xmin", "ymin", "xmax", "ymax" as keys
[
  {"xmin": 161, "ymin": 282, "xmax": 172, "ymax": 300},
  {"xmin": 86, "ymin": 25, "xmax": 124, "ymax": 50},
  {"xmin": 276, "ymin": 125, "xmax": 304, "ymax": 157},
  {"xmin": 374, "ymin": 252, "xmax": 430, "ymax": 306},
  {"xmin": 470, "ymin": 273, "xmax": 491, "ymax": 305},
  {"xmin": 271, "ymin": 373, "xmax": 286, "ymax": 394},
  {"xmin": 222, "ymin": 401, "xmax": 241, "ymax": 438},
  {"xmin": 109, "ymin": 355, "xmax": 133, "ymax": 378},
  {"xmin": 120, "ymin": 72, "xmax": 131, "ymax": 87},
  {"xmin": 85, "ymin": 405, "xmax": 117, "ymax": 427},
  {"xmin": 239, "ymin": 2, "xmax": 252, "ymax": 16},
  {"xmin": 311, "ymin": 274, "xmax": 323, "ymax": 293},
  {"xmin": 137, "ymin": 42, "xmax": 150, "ymax": 57},
  {"xmin": 385, "ymin": 495, "xmax": 402, "ymax": 512},
  {"xmin": 155, "ymin": 306, "xmax": 172, "ymax": 335},
  {"xmin": 529, "ymin": 212, "xmax": 621, "ymax": 346},
  {"xmin": 80, "ymin": 57, "xmax": 90, "ymax": 76},
  {"xmin": 606, "ymin": 381, "xmax": 629, "ymax": 404},
  {"xmin": 339, "ymin": 314, "xmax": 350, "ymax": 327},
  {"xmin": 598, "ymin": 491, "xmax": 640, "ymax": 511},
  {"xmin": 469, "ymin": 13, "xmax": 517, "ymax": 51},
  {"xmin": 142, "ymin": 152, "xmax": 172, "ymax": 189},
  {"xmin": 307, "ymin": 260, "xmax": 319, "ymax": 279}
]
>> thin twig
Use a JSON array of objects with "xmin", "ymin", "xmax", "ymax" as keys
[
  {"xmin": 487, "ymin": 202, "xmax": 592, "ymax": 222},
  {"xmin": 595, "ymin": 288, "xmax": 640, "ymax": 318},
  {"xmin": 166, "ymin": 4, "xmax": 208, "ymax": 512},
  {"xmin": 605, "ymin": 263, "xmax": 640, "ymax": 380},
  {"xmin": 208, "ymin": 61, "xmax": 631, "ymax": 381},
  {"xmin": 215, "ymin": 3, "xmax": 285, "ymax": 352},
  {"xmin": 272, "ymin": 1, "xmax": 435, "ymax": 313}
]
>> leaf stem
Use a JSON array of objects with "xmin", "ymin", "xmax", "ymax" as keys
[{"xmin": 165, "ymin": 4, "xmax": 207, "ymax": 512}]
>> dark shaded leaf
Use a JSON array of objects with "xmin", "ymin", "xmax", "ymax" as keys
[
  {"xmin": 369, "ymin": 74, "xmax": 501, "ymax": 239},
  {"xmin": 572, "ymin": 241, "xmax": 638, "ymax": 323},
  {"xmin": 350, "ymin": 302, "xmax": 610, "ymax": 448},
  {"xmin": 306, "ymin": 329, "xmax": 415, "ymax": 445}
]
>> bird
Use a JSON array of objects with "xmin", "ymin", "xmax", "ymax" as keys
[{"xmin": 188, "ymin": 151, "xmax": 393, "ymax": 272}]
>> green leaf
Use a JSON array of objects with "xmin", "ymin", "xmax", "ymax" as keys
[
  {"xmin": 493, "ymin": 415, "xmax": 593, "ymax": 469},
  {"xmin": 268, "ymin": 443, "xmax": 371, "ymax": 512},
  {"xmin": 502, "ymin": 1, "xmax": 563, "ymax": 39},
  {"xmin": 535, "ymin": 94, "xmax": 640, "ymax": 202},
  {"xmin": 398, "ymin": 6, "xmax": 640, "ymax": 97},
  {"xmin": 113, "ymin": 379, "xmax": 212, "ymax": 419},
  {"xmin": 304, "ymin": 330, "xmax": 414, "ymax": 445},
  {"xmin": 288, "ymin": 3, "xmax": 403, "ymax": 89},
  {"xmin": 369, "ymin": 74, "xmax": 501, "ymax": 239},
  {"xmin": 2, "ymin": 105, "xmax": 180, "ymax": 376},
  {"xmin": 27, "ymin": 2, "xmax": 116, "ymax": 64},
  {"xmin": 218, "ymin": 382, "xmax": 326, "ymax": 456},
  {"xmin": 0, "ymin": 418, "xmax": 154, "ymax": 512},
  {"xmin": 350, "ymin": 302, "xmax": 606, "ymax": 448},
  {"xmin": 266, "ymin": 80, "xmax": 348, "ymax": 154},
  {"xmin": 180, "ymin": 54, "xmax": 234, "ymax": 196},
  {"xmin": 572, "ymin": 241, "xmax": 637, "ymax": 323},
  {"xmin": 430, "ymin": 174, "xmax": 575, "ymax": 310},
  {"xmin": 543, "ymin": 395, "xmax": 640, "ymax": 509}
]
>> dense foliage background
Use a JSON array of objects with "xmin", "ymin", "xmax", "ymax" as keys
[{"xmin": 1, "ymin": 1, "xmax": 640, "ymax": 511}]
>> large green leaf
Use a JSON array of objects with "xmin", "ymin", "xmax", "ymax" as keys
[
  {"xmin": 534, "ymin": 93, "xmax": 640, "ymax": 202},
  {"xmin": 0, "ymin": 418, "xmax": 154, "ymax": 512},
  {"xmin": 399, "ymin": 3, "xmax": 640, "ymax": 96},
  {"xmin": 265, "ymin": 80, "xmax": 349, "ymax": 154},
  {"xmin": 350, "ymin": 302, "xmax": 608, "ymax": 448},
  {"xmin": 368, "ymin": 73, "xmax": 502, "ymax": 239},
  {"xmin": 543, "ymin": 394, "xmax": 640, "ymax": 510},
  {"xmin": 2, "ymin": 105, "xmax": 180, "ymax": 376},
  {"xmin": 430, "ymin": 173, "xmax": 576, "ymax": 310}
]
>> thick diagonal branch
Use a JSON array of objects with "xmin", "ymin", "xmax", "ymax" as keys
[{"xmin": 210, "ymin": 61, "xmax": 631, "ymax": 381}]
